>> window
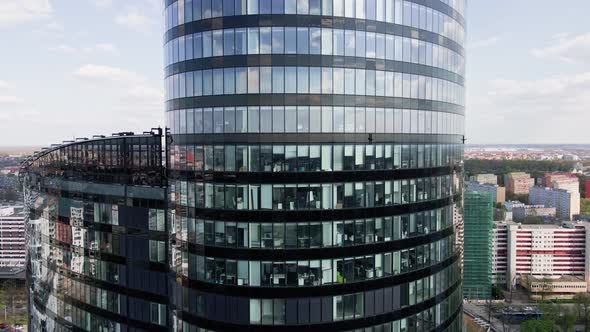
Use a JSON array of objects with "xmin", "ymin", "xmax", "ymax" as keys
[{"xmin": 150, "ymin": 302, "xmax": 167, "ymax": 326}]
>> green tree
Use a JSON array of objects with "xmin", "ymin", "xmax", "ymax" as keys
[
  {"xmin": 524, "ymin": 215, "xmax": 544, "ymax": 225},
  {"xmin": 574, "ymin": 293, "xmax": 590, "ymax": 332},
  {"xmin": 558, "ymin": 308, "xmax": 576, "ymax": 332},
  {"xmin": 520, "ymin": 320, "xmax": 555, "ymax": 332},
  {"xmin": 540, "ymin": 302, "xmax": 560, "ymax": 323},
  {"xmin": 581, "ymin": 199, "xmax": 590, "ymax": 215}
]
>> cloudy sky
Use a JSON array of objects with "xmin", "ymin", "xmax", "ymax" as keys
[{"xmin": 0, "ymin": 0, "xmax": 589, "ymax": 146}]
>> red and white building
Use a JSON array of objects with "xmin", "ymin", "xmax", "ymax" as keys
[
  {"xmin": 0, "ymin": 205, "xmax": 26, "ymax": 267},
  {"xmin": 493, "ymin": 221, "xmax": 590, "ymax": 292}
]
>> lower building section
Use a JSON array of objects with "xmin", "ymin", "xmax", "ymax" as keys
[{"xmin": 167, "ymin": 136, "xmax": 464, "ymax": 331}]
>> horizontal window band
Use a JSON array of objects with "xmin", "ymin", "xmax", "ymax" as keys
[
  {"xmin": 166, "ymin": 95, "xmax": 465, "ymax": 114},
  {"xmin": 165, "ymin": 55, "xmax": 464, "ymax": 85},
  {"xmin": 28, "ymin": 187, "xmax": 166, "ymax": 209},
  {"xmin": 168, "ymin": 165, "xmax": 456, "ymax": 183},
  {"xmin": 39, "ymin": 260, "xmax": 169, "ymax": 304},
  {"xmin": 176, "ymin": 226, "xmax": 454, "ymax": 260},
  {"xmin": 170, "ymin": 133, "xmax": 464, "ymax": 144},
  {"xmin": 174, "ymin": 253, "xmax": 458, "ymax": 297},
  {"xmin": 163, "ymin": 9, "xmax": 466, "ymax": 44},
  {"xmin": 171, "ymin": 278, "xmax": 461, "ymax": 331},
  {"xmin": 34, "ymin": 231, "xmax": 168, "ymax": 271},
  {"xmin": 32, "ymin": 296, "xmax": 168, "ymax": 332},
  {"xmin": 170, "ymin": 194, "xmax": 460, "ymax": 222}
]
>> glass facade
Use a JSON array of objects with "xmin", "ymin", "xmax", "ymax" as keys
[
  {"xmin": 22, "ymin": 131, "xmax": 168, "ymax": 331},
  {"xmin": 165, "ymin": 0, "xmax": 465, "ymax": 331},
  {"xmin": 463, "ymin": 190, "xmax": 493, "ymax": 300}
]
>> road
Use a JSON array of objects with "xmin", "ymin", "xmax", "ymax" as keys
[{"xmin": 463, "ymin": 302, "xmax": 518, "ymax": 332}]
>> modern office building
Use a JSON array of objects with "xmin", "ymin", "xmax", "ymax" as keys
[
  {"xmin": 469, "ymin": 174, "xmax": 497, "ymax": 185},
  {"xmin": 463, "ymin": 191, "xmax": 493, "ymax": 300},
  {"xmin": 21, "ymin": 131, "xmax": 169, "ymax": 331},
  {"xmin": 164, "ymin": 0, "xmax": 465, "ymax": 331},
  {"xmin": 529, "ymin": 186, "xmax": 580, "ymax": 221},
  {"xmin": 0, "ymin": 205, "xmax": 26, "ymax": 267},
  {"xmin": 466, "ymin": 181, "xmax": 505, "ymax": 203},
  {"xmin": 505, "ymin": 172, "xmax": 534, "ymax": 197}
]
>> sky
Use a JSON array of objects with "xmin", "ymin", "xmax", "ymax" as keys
[{"xmin": 0, "ymin": 0, "xmax": 590, "ymax": 146}]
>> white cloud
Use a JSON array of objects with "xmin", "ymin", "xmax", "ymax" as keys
[
  {"xmin": 0, "ymin": 96, "xmax": 22, "ymax": 105},
  {"xmin": 531, "ymin": 32, "xmax": 590, "ymax": 64},
  {"xmin": 468, "ymin": 36, "xmax": 501, "ymax": 50},
  {"xmin": 92, "ymin": 0, "xmax": 112, "ymax": 8},
  {"xmin": 74, "ymin": 64, "xmax": 163, "ymax": 112},
  {"xmin": 467, "ymin": 72, "xmax": 590, "ymax": 143},
  {"xmin": 0, "ymin": 0, "xmax": 52, "ymax": 26},
  {"xmin": 51, "ymin": 43, "xmax": 118, "ymax": 55},
  {"xmin": 114, "ymin": 10, "xmax": 155, "ymax": 32},
  {"xmin": 50, "ymin": 44, "xmax": 77, "ymax": 54},
  {"xmin": 0, "ymin": 81, "xmax": 8, "ymax": 89},
  {"xmin": 45, "ymin": 21, "xmax": 63, "ymax": 31},
  {"xmin": 75, "ymin": 64, "xmax": 141, "ymax": 82},
  {"xmin": 91, "ymin": 43, "xmax": 117, "ymax": 54}
]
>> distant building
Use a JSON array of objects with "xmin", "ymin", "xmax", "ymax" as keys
[
  {"xmin": 469, "ymin": 174, "xmax": 498, "ymax": 185},
  {"xmin": 505, "ymin": 172, "xmax": 535, "ymax": 197},
  {"xmin": 563, "ymin": 154, "xmax": 580, "ymax": 161},
  {"xmin": 466, "ymin": 181, "xmax": 506, "ymax": 203},
  {"xmin": 543, "ymin": 172, "xmax": 579, "ymax": 194},
  {"xmin": 493, "ymin": 221, "xmax": 590, "ymax": 298},
  {"xmin": 529, "ymin": 186, "xmax": 580, "ymax": 220},
  {"xmin": 512, "ymin": 205, "xmax": 557, "ymax": 222},
  {"xmin": 501, "ymin": 201, "xmax": 526, "ymax": 222},
  {"xmin": 463, "ymin": 191, "xmax": 494, "ymax": 300},
  {"xmin": 0, "ymin": 204, "xmax": 25, "ymax": 267}
]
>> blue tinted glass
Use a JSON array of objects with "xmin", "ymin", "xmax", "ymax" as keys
[
  {"xmin": 272, "ymin": 0, "xmax": 284, "ymax": 13},
  {"xmin": 260, "ymin": 0, "xmax": 272, "ymax": 13}
]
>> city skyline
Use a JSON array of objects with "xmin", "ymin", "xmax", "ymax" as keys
[{"xmin": 0, "ymin": 0, "xmax": 589, "ymax": 145}]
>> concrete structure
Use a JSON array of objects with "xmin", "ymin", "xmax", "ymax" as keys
[
  {"xmin": 505, "ymin": 172, "xmax": 535, "ymax": 197},
  {"xmin": 520, "ymin": 275, "xmax": 587, "ymax": 300},
  {"xmin": 0, "ymin": 204, "xmax": 25, "ymax": 267},
  {"xmin": 512, "ymin": 205, "xmax": 557, "ymax": 223},
  {"xmin": 469, "ymin": 174, "xmax": 498, "ymax": 185},
  {"xmin": 492, "ymin": 221, "xmax": 590, "ymax": 294},
  {"xmin": 529, "ymin": 186, "xmax": 580, "ymax": 220},
  {"xmin": 466, "ymin": 181, "xmax": 505, "ymax": 203}
]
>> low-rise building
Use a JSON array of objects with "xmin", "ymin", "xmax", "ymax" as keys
[
  {"xmin": 521, "ymin": 275, "xmax": 587, "ymax": 300},
  {"xmin": 466, "ymin": 181, "xmax": 506, "ymax": 204},
  {"xmin": 512, "ymin": 205, "xmax": 557, "ymax": 222},
  {"xmin": 529, "ymin": 186, "xmax": 580, "ymax": 220},
  {"xmin": 469, "ymin": 174, "xmax": 498, "ymax": 185}
]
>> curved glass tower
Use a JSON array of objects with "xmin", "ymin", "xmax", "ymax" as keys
[
  {"xmin": 22, "ymin": 132, "xmax": 168, "ymax": 331},
  {"xmin": 164, "ymin": 0, "xmax": 466, "ymax": 331}
]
